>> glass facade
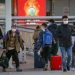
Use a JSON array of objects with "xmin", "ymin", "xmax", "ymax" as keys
[{"xmin": 51, "ymin": 0, "xmax": 75, "ymax": 16}]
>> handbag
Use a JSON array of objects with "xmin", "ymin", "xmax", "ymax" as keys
[
  {"xmin": 18, "ymin": 49, "xmax": 26, "ymax": 63},
  {"xmin": 0, "ymin": 51, "xmax": 8, "ymax": 68}
]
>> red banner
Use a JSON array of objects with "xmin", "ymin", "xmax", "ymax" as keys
[
  {"xmin": 17, "ymin": 0, "xmax": 46, "ymax": 16},
  {"xmin": 13, "ymin": 0, "xmax": 46, "ymax": 29}
]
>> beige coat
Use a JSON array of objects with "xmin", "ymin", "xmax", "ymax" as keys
[
  {"xmin": 5, "ymin": 30, "xmax": 23, "ymax": 52},
  {"xmin": 33, "ymin": 29, "xmax": 41, "ymax": 42}
]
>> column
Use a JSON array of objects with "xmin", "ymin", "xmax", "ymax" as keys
[
  {"xmin": 5, "ymin": 0, "xmax": 14, "ymax": 69},
  {"xmin": 5, "ymin": 0, "xmax": 12, "ymax": 33}
]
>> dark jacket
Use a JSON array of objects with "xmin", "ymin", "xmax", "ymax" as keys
[
  {"xmin": 48, "ymin": 23, "xmax": 58, "ymax": 41},
  {"xmin": 57, "ymin": 24, "xmax": 72, "ymax": 47},
  {"xmin": 0, "ymin": 28, "xmax": 3, "ymax": 39},
  {"xmin": 72, "ymin": 25, "xmax": 75, "ymax": 36}
]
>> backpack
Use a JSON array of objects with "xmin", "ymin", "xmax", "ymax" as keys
[{"xmin": 43, "ymin": 30, "xmax": 53, "ymax": 46}]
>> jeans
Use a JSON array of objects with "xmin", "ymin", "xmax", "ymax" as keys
[{"xmin": 60, "ymin": 46, "xmax": 72, "ymax": 69}]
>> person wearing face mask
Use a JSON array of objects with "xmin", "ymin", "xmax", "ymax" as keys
[
  {"xmin": 33, "ymin": 25, "xmax": 41, "ymax": 43},
  {"xmin": 47, "ymin": 19, "xmax": 57, "ymax": 40},
  {"xmin": 33, "ymin": 26, "xmax": 45, "ymax": 68},
  {"xmin": 37, "ymin": 23, "xmax": 53, "ymax": 70},
  {"xmin": 47, "ymin": 19, "xmax": 58, "ymax": 57},
  {"xmin": 5, "ymin": 26, "xmax": 24, "ymax": 72},
  {"xmin": 57, "ymin": 16, "xmax": 72, "ymax": 72}
]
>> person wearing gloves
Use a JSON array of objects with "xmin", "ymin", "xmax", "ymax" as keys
[
  {"xmin": 37, "ymin": 23, "xmax": 53, "ymax": 71},
  {"xmin": 5, "ymin": 26, "xmax": 24, "ymax": 72}
]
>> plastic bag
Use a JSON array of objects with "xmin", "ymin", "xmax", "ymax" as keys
[{"xmin": 18, "ymin": 49, "xmax": 26, "ymax": 63}]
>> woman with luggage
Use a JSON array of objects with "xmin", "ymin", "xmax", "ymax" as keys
[
  {"xmin": 33, "ymin": 25, "xmax": 43, "ymax": 68},
  {"xmin": 33, "ymin": 25, "xmax": 41, "ymax": 48}
]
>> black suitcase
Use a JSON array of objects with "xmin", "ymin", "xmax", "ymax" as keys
[{"xmin": 34, "ymin": 51, "xmax": 45, "ymax": 68}]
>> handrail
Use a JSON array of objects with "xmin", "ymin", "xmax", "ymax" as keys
[
  {"xmin": 0, "ymin": 16, "xmax": 75, "ymax": 20},
  {"xmin": 0, "ymin": 16, "xmax": 75, "ymax": 30},
  {"xmin": 12, "ymin": 16, "xmax": 75, "ymax": 20}
]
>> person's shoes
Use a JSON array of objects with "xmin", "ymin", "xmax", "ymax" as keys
[
  {"xmin": 2, "ymin": 68, "xmax": 6, "ymax": 72},
  {"xmin": 71, "ymin": 67, "xmax": 75, "ymax": 71},
  {"xmin": 63, "ymin": 69, "xmax": 67, "ymax": 72},
  {"xmin": 43, "ymin": 64, "xmax": 48, "ymax": 71},
  {"xmin": 43, "ymin": 68, "xmax": 48, "ymax": 71},
  {"xmin": 67, "ymin": 66, "xmax": 70, "ymax": 71},
  {"xmin": 16, "ymin": 68, "xmax": 22, "ymax": 72}
]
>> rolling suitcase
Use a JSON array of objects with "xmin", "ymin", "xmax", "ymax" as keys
[
  {"xmin": 50, "ymin": 56, "xmax": 62, "ymax": 70},
  {"xmin": 34, "ymin": 51, "xmax": 45, "ymax": 68}
]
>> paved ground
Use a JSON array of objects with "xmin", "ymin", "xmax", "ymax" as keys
[
  {"xmin": 0, "ymin": 55, "xmax": 75, "ymax": 75},
  {"xmin": 0, "ymin": 50, "xmax": 75, "ymax": 75},
  {"xmin": 0, "ymin": 71, "xmax": 75, "ymax": 75},
  {"xmin": 0, "ymin": 54, "xmax": 34, "ymax": 72}
]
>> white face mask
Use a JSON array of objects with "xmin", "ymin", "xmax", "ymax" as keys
[
  {"xmin": 12, "ymin": 28, "xmax": 16, "ymax": 32},
  {"xmin": 41, "ymin": 28, "xmax": 45, "ymax": 31},
  {"xmin": 63, "ymin": 21, "xmax": 68, "ymax": 24},
  {"xmin": 47, "ymin": 22, "xmax": 51, "ymax": 26}
]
